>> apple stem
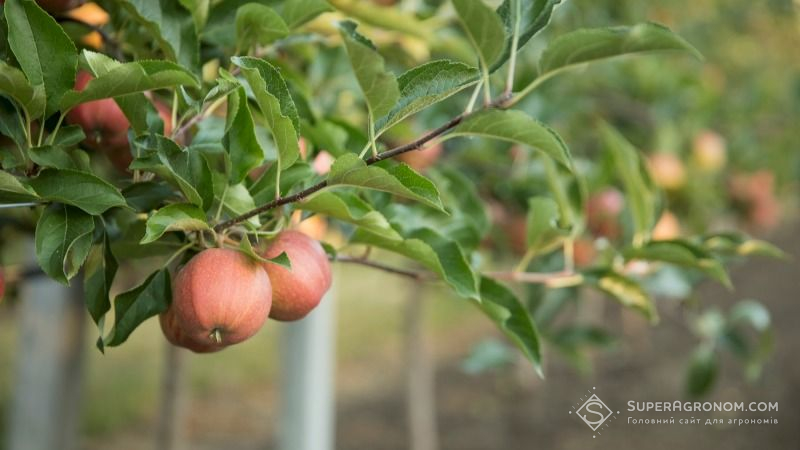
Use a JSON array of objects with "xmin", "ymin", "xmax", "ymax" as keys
[{"xmin": 209, "ymin": 328, "xmax": 223, "ymax": 344}]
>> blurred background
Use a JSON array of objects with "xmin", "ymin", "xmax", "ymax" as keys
[{"xmin": 1, "ymin": 0, "xmax": 799, "ymax": 449}]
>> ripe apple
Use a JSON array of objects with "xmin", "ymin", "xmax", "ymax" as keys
[
  {"xmin": 171, "ymin": 248, "xmax": 272, "ymax": 349},
  {"xmin": 647, "ymin": 153, "xmax": 686, "ymax": 190},
  {"xmin": 692, "ymin": 130, "xmax": 726, "ymax": 173},
  {"xmin": 572, "ymin": 238, "xmax": 597, "ymax": 268},
  {"xmin": 312, "ymin": 150, "xmax": 334, "ymax": 175},
  {"xmin": 651, "ymin": 210, "xmax": 681, "ymax": 240},
  {"xmin": 261, "ymin": 231, "xmax": 332, "ymax": 321},
  {"xmin": 504, "ymin": 214, "xmax": 527, "ymax": 255},
  {"xmin": 397, "ymin": 143, "xmax": 443, "ymax": 172},
  {"xmin": 66, "ymin": 3, "xmax": 110, "ymax": 49},
  {"xmin": 729, "ymin": 170, "xmax": 781, "ymax": 232},
  {"xmin": 159, "ymin": 307, "xmax": 219, "ymax": 353},
  {"xmin": 586, "ymin": 188, "xmax": 625, "ymax": 240},
  {"xmin": 67, "ymin": 71, "xmax": 173, "ymax": 172}
]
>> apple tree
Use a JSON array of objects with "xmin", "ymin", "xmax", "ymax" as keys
[{"xmin": 0, "ymin": 0, "xmax": 784, "ymax": 391}]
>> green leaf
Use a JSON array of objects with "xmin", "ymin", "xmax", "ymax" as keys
[
  {"xmin": 223, "ymin": 87, "xmax": 266, "ymax": 183},
  {"xmin": 351, "ymin": 227, "xmax": 479, "ymax": 300},
  {"xmin": 123, "ymin": 181, "xmax": 179, "ymax": 212},
  {"xmin": 0, "ymin": 61, "xmax": 45, "ymax": 118},
  {"xmin": 298, "ymin": 191, "xmax": 401, "ymax": 239},
  {"xmin": 449, "ymin": 109, "xmax": 574, "ymax": 171},
  {"xmin": 29, "ymin": 169, "xmax": 127, "ymax": 215},
  {"xmin": 5, "ymin": 0, "xmax": 77, "ymax": 117},
  {"xmin": 250, "ymin": 161, "xmax": 315, "ymax": 205},
  {"xmin": 79, "ymin": 51, "xmax": 153, "ymax": 135},
  {"xmin": 60, "ymin": 59, "xmax": 199, "ymax": 111},
  {"xmin": 103, "ymin": 269, "xmax": 172, "ymax": 348},
  {"xmin": 539, "ymin": 23, "xmax": 701, "ymax": 77},
  {"xmin": 281, "ymin": 0, "xmax": 332, "ymax": 28},
  {"xmin": 338, "ymin": 21, "xmax": 400, "ymax": 119},
  {"xmin": 131, "ymin": 135, "xmax": 214, "ymax": 210},
  {"xmin": 178, "ymin": 0, "xmax": 210, "ymax": 30},
  {"xmin": 583, "ymin": 268, "xmax": 658, "ymax": 323},
  {"xmin": 232, "ymin": 56, "xmax": 300, "ymax": 171},
  {"xmin": 49, "ymin": 125, "xmax": 86, "ymax": 148},
  {"xmin": 216, "ymin": 181, "xmax": 260, "ymax": 228},
  {"xmin": 623, "ymin": 240, "xmax": 732, "ymax": 289},
  {"xmin": 141, "ymin": 203, "xmax": 209, "ymax": 244},
  {"xmin": 118, "ymin": 0, "xmax": 200, "ymax": 72},
  {"xmin": 203, "ymin": 68, "xmax": 240, "ymax": 105},
  {"xmin": 525, "ymin": 196, "xmax": 567, "ymax": 255},
  {"xmin": 27, "ymin": 145, "xmax": 79, "ymax": 170},
  {"xmin": 238, "ymin": 238, "xmax": 291, "ymax": 268},
  {"xmin": 686, "ymin": 346, "xmax": 717, "ymax": 397},
  {"xmin": 111, "ymin": 220, "xmax": 185, "ymax": 260},
  {"xmin": 0, "ymin": 170, "xmax": 39, "ymax": 203},
  {"xmin": 452, "ymin": 0, "xmax": 506, "ymax": 69},
  {"xmin": 702, "ymin": 232, "xmax": 787, "ymax": 260},
  {"xmin": 34, "ymin": 204, "xmax": 95, "ymax": 284},
  {"xmin": 328, "ymin": 154, "xmax": 444, "ymax": 210},
  {"xmin": 84, "ymin": 230, "xmax": 118, "ymax": 347},
  {"xmin": 492, "ymin": 0, "xmax": 562, "ymax": 71},
  {"xmin": 599, "ymin": 123, "xmax": 657, "ymax": 241},
  {"xmin": 477, "ymin": 276, "xmax": 542, "ymax": 375},
  {"xmin": 375, "ymin": 60, "xmax": 479, "ymax": 134},
  {"xmin": 0, "ymin": 97, "xmax": 28, "ymax": 152},
  {"xmin": 236, "ymin": 3, "xmax": 289, "ymax": 50}
]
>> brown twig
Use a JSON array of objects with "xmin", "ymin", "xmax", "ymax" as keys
[
  {"xmin": 213, "ymin": 93, "xmax": 513, "ymax": 232},
  {"xmin": 333, "ymin": 255, "xmax": 431, "ymax": 280}
]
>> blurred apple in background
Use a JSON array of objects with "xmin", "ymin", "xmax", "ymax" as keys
[
  {"xmin": 648, "ymin": 153, "xmax": 687, "ymax": 190},
  {"xmin": 66, "ymin": 2, "xmax": 109, "ymax": 49},
  {"xmin": 312, "ymin": 150, "xmax": 334, "ymax": 175},
  {"xmin": 652, "ymin": 210, "xmax": 681, "ymax": 240},
  {"xmin": 586, "ymin": 188, "xmax": 625, "ymax": 240},
  {"xmin": 692, "ymin": 130, "xmax": 727, "ymax": 173},
  {"xmin": 572, "ymin": 238, "xmax": 597, "ymax": 267},
  {"xmin": 729, "ymin": 170, "xmax": 782, "ymax": 232},
  {"xmin": 397, "ymin": 143, "xmax": 443, "ymax": 172}
]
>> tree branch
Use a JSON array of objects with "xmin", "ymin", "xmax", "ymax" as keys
[
  {"xmin": 333, "ymin": 255, "xmax": 431, "ymax": 280},
  {"xmin": 213, "ymin": 93, "xmax": 512, "ymax": 232}
]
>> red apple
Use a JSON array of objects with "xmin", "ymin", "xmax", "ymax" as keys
[
  {"xmin": 261, "ymin": 231, "xmax": 332, "ymax": 321},
  {"xmin": 312, "ymin": 150, "xmax": 334, "ymax": 175},
  {"xmin": 171, "ymin": 248, "xmax": 272, "ymax": 349},
  {"xmin": 586, "ymin": 188, "xmax": 625, "ymax": 240},
  {"xmin": 729, "ymin": 170, "xmax": 781, "ymax": 232},
  {"xmin": 504, "ymin": 214, "xmax": 528, "ymax": 255},
  {"xmin": 159, "ymin": 306, "xmax": 218, "ymax": 353},
  {"xmin": 573, "ymin": 238, "xmax": 596, "ymax": 267},
  {"xmin": 67, "ymin": 71, "xmax": 173, "ymax": 172}
]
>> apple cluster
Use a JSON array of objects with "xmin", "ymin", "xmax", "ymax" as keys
[{"xmin": 160, "ymin": 231, "xmax": 332, "ymax": 353}]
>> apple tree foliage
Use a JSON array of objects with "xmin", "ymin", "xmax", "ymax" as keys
[{"xmin": 0, "ymin": 0, "xmax": 783, "ymax": 392}]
